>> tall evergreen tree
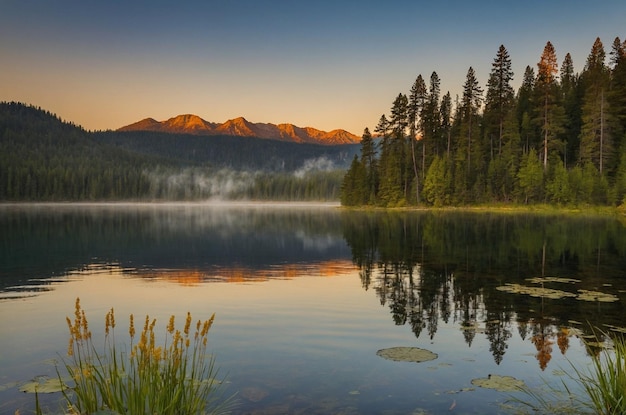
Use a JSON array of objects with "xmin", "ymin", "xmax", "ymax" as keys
[
  {"xmin": 609, "ymin": 36, "xmax": 625, "ymax": 70},
  {"xmin": 341, "ymin": 155, "xmax": 367, "ymax": 206},
  {"xmin": 375, "ymin": 114, "xmax": 391, "ymax": 138},
  {"xmin": 609, "ymin": 37, "xmax": 626, "ymax": 154},
  {"xmin": 559, "ymin": 52, "xmax": 582, "ymax": 166},
  {"xmin": 408, "ymin": 75, "xmax": 427, "ymax": 204},
  {"xmin": 390, "ymin": 93, "xmax": 409, "ymax": 134},
  {"xmin": 359, "ymin": 127, "xmax": 378, "ymax": 202},
  {"xmin": 457, "ymin": 67, "xmax": 484, "ymax": 200},
  {"xmin": 379, "ymin": 95, "xmax": 410, "ymax": 206},
  {"xmin": 424, "ymin": 72, "xmax": 442, "ymax": 157},
  {"xmin": 517, "ymin": 66, "xmax": 536, "ymax": 154},
  {"xmin": 440, "ymin": 92, "xmax": 453, "ymax": 156},
  {"xmin": 484, "ymin": 45, "xmax": 515, "ymax": 157},
  {"xmin": 535, "ymin": 41, "xmax": 565, "ymax": 171},
  {"xmin": 408, "ymin": 75, "xmax": 427, "ymax": 139},
  {"xmin": 579, "ymin": 38, "xmax": 613, "ymax": 175}
]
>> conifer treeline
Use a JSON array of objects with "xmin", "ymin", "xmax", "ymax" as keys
[
  {"xmin": 0, "ymin": 102, "xmax": 350, "ymax": 201},
  {"xmin": 341, "ymin": 37, "xmax": 626, "ymax": 207}
]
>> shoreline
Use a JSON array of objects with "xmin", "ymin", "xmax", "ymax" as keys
[
  {"xmin": 340, "ymin": 203, "xmax": 626, "ymax": 217},
  {"xmin": 0, "ymin": 200, "xmax": 624, "ymax": 217}
]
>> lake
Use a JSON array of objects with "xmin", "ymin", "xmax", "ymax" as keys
[{"xmin": 1, "ymin": 203, "xmax": 625, "ymax": 414}]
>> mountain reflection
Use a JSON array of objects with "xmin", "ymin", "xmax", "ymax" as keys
[
  {"xmin": 341, "ymin": 210, "xmax": 626, "ymax": 368},
  {"xmin": 132, "ymin": 260, "xmax": 357, "ymax": 284}
]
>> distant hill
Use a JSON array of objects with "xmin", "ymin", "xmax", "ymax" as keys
[
  {"xmin": 119, "ymin": 114, "xmax": 361, "ymax": 145},
  {"xmin": 0, "ymin": 102, "xmax": 359, "ymax": 201}
]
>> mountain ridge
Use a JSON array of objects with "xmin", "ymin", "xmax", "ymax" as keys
[{"xmin": 118, "ymin": 114, "xmax": 361, "ymax": 145}]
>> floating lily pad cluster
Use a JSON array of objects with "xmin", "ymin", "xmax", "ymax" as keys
[
  {"xmin": 496, "ymin": 283, "xmax": 577, "ymax": 299},
  {"xmin": 470, "ymin": 374, "xmax": 525, "ymax": 392},
  {"xmin": 376, "ymin": 347, "xmax": 438, "ymax": 363},
  {"xmin": 496, "ymin": 277, "xmax": 619, "ymax": 302},
  {"xmin": 19, "ymin": 375, "xmax": 66, "ymax": 393},
  {"xmin": 376, "ymin": 347, "xmax": 527, "ymax": 397}
]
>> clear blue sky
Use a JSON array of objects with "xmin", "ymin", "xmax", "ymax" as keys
[{"xmin": 1, "ymin": 1, "xmax": 625, "ymax": 135}]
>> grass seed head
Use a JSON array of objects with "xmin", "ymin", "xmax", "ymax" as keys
[{"xmin": 129, "ymin": 314, "xmax": 135, "ymax": 338}]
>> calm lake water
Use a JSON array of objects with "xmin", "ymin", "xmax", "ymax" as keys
[{"xmin": 1, "ymin": 203, "xmax": 625, "ymax": 414}]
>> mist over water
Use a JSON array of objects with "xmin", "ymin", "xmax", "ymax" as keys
[
  {"xmin": 293, "ymin": 156, "xmax": 336, "ymax": 178},
  {"xmin": 143, "ymin": 157, "xmax": 345, "ymax": 201},
  {"xmin": 146, "ymin": 168, "xmax": 257, "ymax": 200}
]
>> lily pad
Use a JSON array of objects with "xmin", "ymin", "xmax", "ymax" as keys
[
  {"xmin": 604, "ymin": 324, "xmax": 626, "ymax": 334},
  {"xmin": 376, "ymin": 347, "xmax": 438, "ymax": 363},
  {"xmin": 526, "ymin": 277, "xmax": 581, "ymax": 284},
  {"xmin": 19, "ymin": 376, "xmax": 67, "ymax": 393},
  {"xmin": 470, "ymin": 374, "xmax": 525, "ymax": 392},
  {"xmin": 576, "ymin": 289, "xmax": 619, "ymax": 302},
  {"xmin": 496, "ymin": 283, "xmax": 577, "ymax": 300}
]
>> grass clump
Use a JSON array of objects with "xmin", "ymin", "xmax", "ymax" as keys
[
  {"xmin": 59, "ymin": 298, "xmax": 234, "ymax": 414},
  {"xmin": 574, "ymin": 333, "xmax": 626, "ymax": 415},
  {"xmin": 514, "ymin": 331, "xmax": 626, "ymax": 415}
]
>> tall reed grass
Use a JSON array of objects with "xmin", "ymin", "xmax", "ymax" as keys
[
  {"xmin": 514, "ymin": 331, "xmax": 626, "ymax": 415},
  {"xmin": 58, "ymin": 298, "xmax": 234, "ymax": 414}
]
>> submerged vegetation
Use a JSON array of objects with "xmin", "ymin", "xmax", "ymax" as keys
[
  {"xmin": 342, "ymin": 37, "xmax": 626, "ymax": 208},
  {"xmin": 51, "ymin": 298, "xmax": 233, "ymax": 414}
]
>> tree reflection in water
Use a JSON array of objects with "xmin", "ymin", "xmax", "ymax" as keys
[{"xmin": 341, "ymin": 210, "xmax": 626, "ymax": 369}]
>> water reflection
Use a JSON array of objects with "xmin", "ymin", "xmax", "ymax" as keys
[
  {"xmin": 1, "ymin": 205, "xmax": 626, "ymax": 414},
  {"xmin": 341, "ymin": 211, "xmax": 626, "ymax": 369},
  {"xmin": 0, "ymin": 203, "xmax": 351, "ymax": 297}
]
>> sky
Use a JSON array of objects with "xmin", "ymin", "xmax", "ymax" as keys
[{"xmin": 1, "ymin": 1, "xmax": 626, "ymax": 135}]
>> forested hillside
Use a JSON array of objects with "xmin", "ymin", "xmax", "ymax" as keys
[
  {"xmin": 0, "ymin": 102, "xmax": 358, "ymax": 201},
  {"xmin": 0, "ymin": 103, "xmax": 154, "ymax": 200},
  {"xmin": 341, "ymin": 37, "xmax": 626, "ymax": 207},
  {"xmin": 93, "ymin": 130, "xmax": 356, "ymax": 171}
]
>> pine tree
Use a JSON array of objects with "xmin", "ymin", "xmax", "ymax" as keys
[
  {"xmin": 459, "ymin": 67, "xmax": 484, "ymax": 199},
  {"xmin": 517, "ymin": 66, "xmax": 536, "ymax": 154},
  {"xmin": 408, "ymin": 76, "xmax": 427, "ymax": 204},
  {"xmin": 424, "ymin": 72, "xmax": 442, "ymax": 156},
  {"xmin": 484, "ymin": 45, "xmax": 515, "ymax": 157},
  {"xmin": 560, "ymin": 52, "xmax": 582, "ymax": 166},
  {"xmin": 609, "ymin": 37, "xmax": 626, "ymax": 154},
  {"xmin": 488, "ymin": 111, "xmax": 521, "ymax": 201},
  {"xmin": 374, "ymin": 114, "xmax": 391, "ymax": 139},
  {"xmin": 579, "ymin": 37, "xmax": 613, "ymax": 175},
  {"xmin": 341, "ymin": 155, "xmax": 367, "ymax": 206},
  {"xmin": 423, "ymin": 155, "xmax": 447, "ymax": 206},
  {"xmin": 378, "ymin": 95, "xmax": 410, "ymax": 206},
  {"xmin": 440, "ymin": 92, "xmax": 453, "ymax": 156},
  {"xmin": 609, "ymin": 36, "xmax": 625, "ymax": 70},
  {"xmin": 390, "ymin": 93, "xmax": 409, "ymax": 134},
  {"xmin": 360, "ymin": 127, "xmax": 378, "ymax": 202},
  {"xmin": 535, "ymin": 41, "xmax": 565, "ymax": 171}
]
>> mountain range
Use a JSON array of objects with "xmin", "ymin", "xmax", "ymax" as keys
[{"xmin": 118, "ymin": 114, "xmax": 361, "ymax": 145}]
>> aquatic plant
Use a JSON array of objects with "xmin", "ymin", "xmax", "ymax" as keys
[
  {"xmin": 571, "ymin": 332, "xmax": 626, "ymax": 415},
  {"xmin": 514, "ymin": 331, "xmax": 626, "ymax": 415},
  {"xmin": 58, "ymin": 298, "xmax": 234, "ymax": 415},
  {"xmin": 471, "ymin": 374, "xmax": 525, "ymax": 392},
  {"xmin": 376, "ymin": 346, "xmax": 438, "ymax": 363}
]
